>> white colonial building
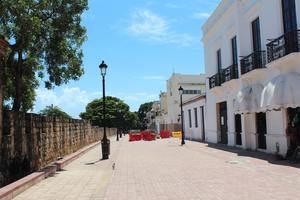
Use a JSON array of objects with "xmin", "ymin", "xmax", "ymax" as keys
[
  {"xmin": 158, "ymin": 73, "xmax": 206, "ymax": 132},
  {"xmin": 182, "ymin": 94, "xmax": 206, "ymax": 141},
  {"xmin": 203, "ymin": 0, "xmax": 300, "ymax": 156}
]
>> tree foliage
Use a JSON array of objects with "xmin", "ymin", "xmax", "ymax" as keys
[
  {"xmin": 39, "ymin": 105, "xmax": 71, "ymax": 119},
  {"xmin": 137, "ymin": 101, "xmax": 154, "ymax": 122},
  {"xmin": 80, "ymin": 96, "xmax": 139, "ymax": 130},
  {"xmin": 0, "ymin": 0, "xmax": 88, "ymax": 111}
]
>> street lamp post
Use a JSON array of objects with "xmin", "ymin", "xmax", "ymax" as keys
[
  {"xmin": 178, "ymin": 86, "xmax": 185, "ymax": 145},
  {"xmin": 116, "ymin": 109, "xmax": 122, "ymax": 141},
  {"xmin": 99, "ymin": 60, "xmax": 110, "ymax": 160},
  {"xmin": 116, "ymin": 128, "xmax": 119, "ymax": 141}
]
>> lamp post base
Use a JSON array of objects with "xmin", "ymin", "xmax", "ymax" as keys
[{"xmin": 101, "ymin": 138, "xmax": 110, "ymax": 160}]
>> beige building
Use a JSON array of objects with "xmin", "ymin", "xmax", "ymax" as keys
[{"xmin": 158, "ymin": 73, "xmax": 206, "ymax": 132}]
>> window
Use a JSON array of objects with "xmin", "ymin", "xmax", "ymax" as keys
[
  {"xmin": 188, "ymin": 109, "xmax": 192, "ymax": 128},
  {"xmin": 217, "ymin": 49, "xmax": 222, "ymax": 72},
  {"xmin": 252, "ymin": 18, "xmax": 261, "ymax": 51},
  {"xmin": 235, "ymin": 114, "xmax": 242, "ymax": 145},
  {"xmin": 231, "ymin": 36, "xmax": 238, "ymax": 65},
  {"xmin": 282, "ymin": 0, "xmax": 297, "ymax": 33},
  {"xmin": 194, "ymin": 108, "xmax": 198, "ymax": 128},
  {"xmin": 183, "ymin": 90, "xmax": 201, "ymax": 95}
]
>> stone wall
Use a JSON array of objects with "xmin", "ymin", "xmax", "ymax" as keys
[{"xmin": 0, "ymin": 111, "xmax": 116, "ymax": 187}]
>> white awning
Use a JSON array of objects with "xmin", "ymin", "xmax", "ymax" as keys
[
  {"xmin": 233, "ymin": 84, "xmax": 263, "ymax": 114},
  {"xmin": 260, "ymin": 72, "xmax": 300, "ymax": 111}
]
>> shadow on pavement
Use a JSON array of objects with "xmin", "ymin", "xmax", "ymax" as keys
[
  {"xmin": 206, "ymin": 143, "xmax": 300, "ymax": 169},
  {"xmin": 85, "ymin": 159, "xmax": 103, "ymax": 165}
]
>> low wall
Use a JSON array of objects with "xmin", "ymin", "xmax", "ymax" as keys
[{"xmin": 0, "ymin": 111, "xmax": 116, "ymax": 187}]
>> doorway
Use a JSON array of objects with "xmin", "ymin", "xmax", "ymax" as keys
[
  {"xmin": 286, "ymin": 107, "xmax": 300, "ymax": 156},
  {"xmin": 219, "ymin": 102, "xmax": 228, "ymax": 144},
  {"xmin": 256, "ymin": 112, "xmax": 267, "ymax": 149},
  {"xmin": 235, "ymin": 114, "xmax": 242, "ymax": 145},
  {"xmin": 200, "ymin": 106, "xmax": 205, "ymax": 141}
]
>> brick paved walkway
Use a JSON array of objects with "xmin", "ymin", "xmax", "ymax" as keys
[{"xmin": 14, "ymin": 136, "xmax": 300, "ymax": 200}]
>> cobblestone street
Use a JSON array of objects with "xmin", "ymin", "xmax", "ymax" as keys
[{"xmin": 14, "ymin": 136, "xmax": 300, "ymax": 200}]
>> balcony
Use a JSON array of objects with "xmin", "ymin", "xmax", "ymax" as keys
[
  {"xmin": 267, "ymin": 30, "xmax": 300, "ymax": 63},
  {"xmin": 222, "ymin": 64, "xmax": 239, "ymax": 82},
  {"xmin": 209, "ymin": 73, "xmax": 222, "ymax": 89},
  {"xmin": 240, "ymin": 51, "xmax": 266, "ymax": 75}
]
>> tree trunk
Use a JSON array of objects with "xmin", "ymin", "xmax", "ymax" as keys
[
  {"xmin": 0, "ymin": 59, "xmax": 3, "ymax": 157},
  {"xmin": 12, "ymin": 51, "xmax": 23, "ymax": 111},
  {"xmin": 0, "ymin": 37, "xmax": 8, "ymax": 158}
]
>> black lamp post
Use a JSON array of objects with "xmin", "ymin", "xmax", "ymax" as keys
[
  {"xmin": 178, "ymin": 86, "xmax": 185, "ymax": 145},
  {"xmin": 115, "ymin": 107, "xmax": 124, "ymax": 141},
  {"xmin": 99, "ymin": 60, "xmax": 110, "ymax": 160},
  {"xmin": 116, "ymin": 129, "xmax": 119, "ymax": 141},
  {"xmin": 116, "ymin": 110, "xmax": 121, "ymax": 141}
]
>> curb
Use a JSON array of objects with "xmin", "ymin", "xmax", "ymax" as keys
[
  {"xmin": 55, "ymin": 141, "xmax": 100, "ymax": 170},
  {"xmin": 0, "ymin": 141, "xmax": 100, "ymax": 200}
]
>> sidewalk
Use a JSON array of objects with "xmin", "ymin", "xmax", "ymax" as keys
[
  {"xmin": 14, "ymin": 136, "xmax": 300, "ymax": 200},
  {"xmin": 13, "ymin": 137, "xmax": 122, "ymax": 200}
]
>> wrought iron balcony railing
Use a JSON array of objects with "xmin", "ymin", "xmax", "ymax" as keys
[
  {"xmin": 240, "ymin": 51, "xmax": 266, "ymax": 75},
  {"xmin": 222, "ymin": 64, "xmax": 239, "ymax": 82},
  {"xmin": 267, "ymin": 29, "xmax": 300, "ymax": 63},
  {"xmin": 209, "ymin": 73, "xmax": 222, "ymax": 89}
]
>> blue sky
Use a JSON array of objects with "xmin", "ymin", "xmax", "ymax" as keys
[{"xmin": 33, "ymin": 0, "xmax": 221, "ymax": 118}]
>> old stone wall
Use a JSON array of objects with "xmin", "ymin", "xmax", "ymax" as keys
[{"xmin": 0, "ymin": 110, "xmax": 116, "ymax": 187}]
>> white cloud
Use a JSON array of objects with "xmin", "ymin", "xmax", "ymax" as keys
[
  {"xmin": 192, "ymin": 12, "xmax": 211, "ymax": 19},
  {"xmin": 34, "ymin": 87, "xmax": 159, "ymax": 115},
  {"xmin": 34, "ymin": 87, "xmax": 101, "ymax": 118},
  {"xmin": 127, "ymin": 9, "xmax": 196, "ymax": 46},
  {"xmin": 142, "ymin": 76, "xmax": 166, "ymax": 80},
  {"xmin": 123, "ymin": 92, "xmax": 157, "ymax": 102}
]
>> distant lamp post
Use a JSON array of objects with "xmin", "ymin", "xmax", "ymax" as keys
[
  {"xmin": 116, "ymin": 109, "xmax": 121, "ymax": 142},
  {"xmin": 116, "ymin": 128, "xmax": 119, "ymax": 141},
  {"xmin": 178, "ymin": 86, "xmax": 185, "ymax": 145},
  {"xmin": 99, "ymin": 60, "xmax": 110, "ymax": 160}
]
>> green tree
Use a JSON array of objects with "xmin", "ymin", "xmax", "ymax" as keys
[
  {"xmin": 39, "ymin": 105, "xmax": 71, "ymax": 119},
  {"xmin": 80, "ymin": 97, "xmax": 138, "ymax": 130},
  {"xmin": 137, "ymin": 101, "xmax": 154, "ymax": 125},
  {"xmin": 0, "ymin": 0, "xmax": 87, "ymax": 111}
]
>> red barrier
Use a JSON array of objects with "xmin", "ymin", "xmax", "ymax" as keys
[
  {"xmin": 141, "ymin": 131, "xmax": 156, "ymax": 141},
  {"xmin": 160, "ymin": 130, "xmax": 170, "ymax": 138},
  {"xmin": 129, "ymin": 132, "xmax": 142, "ymax": 142}
]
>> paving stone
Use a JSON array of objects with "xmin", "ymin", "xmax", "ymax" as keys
[{"xmin": 13, "ymin": 136, "xmax": 300, "ymax": 200}]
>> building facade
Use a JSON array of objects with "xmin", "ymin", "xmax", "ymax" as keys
[
  {"xmin": 203, "ymin": 0, "xmax": 300, "ymax": 156},
  {"xmin": 182, "ymin": 95, "xmax": 206, "ymax": 141},
  {"xmin": 158, "ymin": 73, "xmax": 206, "ymax": 132}
]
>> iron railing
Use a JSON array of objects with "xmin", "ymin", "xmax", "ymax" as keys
[
  {"xmin": 267, "ymin": 29, "xmax": 300, "ymax": 63},
  {"xmin": 222, "ymin": 64, "xmax": 239, "ymax": 82},
  {"xmin": 209, "ymin": 73, "xmax": 222, "ymax": 89},
  {"xmin": 240, "ymin": 51, "xmax": 266, "ymax": 75}
]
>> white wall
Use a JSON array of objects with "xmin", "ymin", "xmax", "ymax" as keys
[
  {"xmin": 202, "ymin": 0, "xmax": 298, "ymax": 156},
  {"xmin": 183, "ymin": 98, "xmax": 206, "ymax": 141}
]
